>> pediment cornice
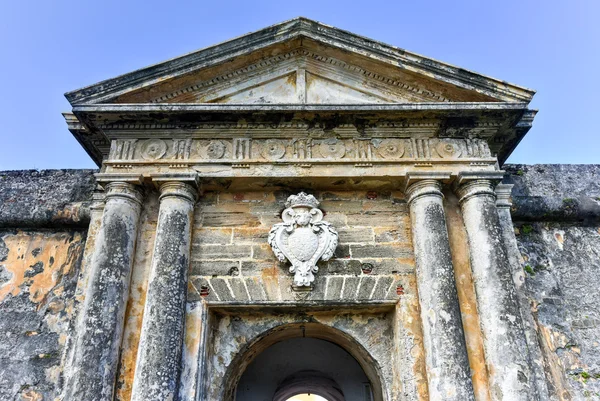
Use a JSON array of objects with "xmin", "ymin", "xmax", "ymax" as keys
[
  {"xmin": 145, "ymin": 47, "xmax": 453, "ymax": 104},
  {"xmin": 64, "ymin": 18, "xmax": 535, "ymax": 105}
]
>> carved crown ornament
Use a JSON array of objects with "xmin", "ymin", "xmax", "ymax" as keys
[{"xmin": 268, "ymin": 192, "xmax": 338, "ymax": 287}]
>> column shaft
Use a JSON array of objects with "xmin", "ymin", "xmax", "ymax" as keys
[
  {"xmin": 131, "ymin": 181, "xmax": 197, "ymax": 401},
  {"xmin": 457, "ymin": 180, "xmax": 533, "ymax": 400},
  {"xmin": 407, "ymin": 180, "xmax": 475, "ymax": 401},
  {"xmin": 64, "ymin": 182, "xmax": 143, "ymax": 400}
]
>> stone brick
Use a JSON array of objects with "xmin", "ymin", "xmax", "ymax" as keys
[
  {"xmin": 200, "ymin": 213, "xmax": 260, "ymax": 227},
  {"xmin": 218, "ymin": 192, "xmax": 266, "ymax": 202},
  {"xmin": 324, "ymin": 276, "xmax": 344, "ymax": 300},
  {"xmin": 233, "ymin": 227, "xmax": 270, "ymax": 244},
  {"xmin": 244, "ymin": 277, "xmax": 267, "ymax": 301},
  {"xmin": 251, "ymin": 244, "xmax": 277, "ymax": 260},
  {"xmin": 357, "ymin": 258, "xmax": 414, "ymax": 275},
  {"xmin": 342, "ymin": 276, "xmax": 361, "ymax": 300},
  {"xmin": 347, "ymin": 212, "xmax": 403, "ymax": 227},
  {"xmin": 192, "ymin": 228, "xmax": 232, "ymax": 245},
  {"xmin": 241, "ymin": 260, "xmax": 279, "ymax": 276},
  {"xmin": 356, "ymin": 276, "xmax": 378, "ymax": 300},
  {"xmin": 320, "ymin": 212, "xmax": 347, "ymax": 227},
  {"xmin": 188, "ymin": 277, "xmax": 219, "ymax": 303},
  {"xmin": 337, "ymin": 227, "xmax": 374, "ymax": 244},
  {"xmin": 320, "ymin": 200, "xmax": 363, "ymax": 213},
  {"xmin": 371, "ymin": 276, "xmax": 395, "ymax": 301},
  {"xmin": 373, "ymin": 226, "xmax": 412, "ymax": 244},
  {"xmin": 189, "ymin": 260, "xmax": 240, "ymax": 277},
  {"xmin": 208, "ymin": 278, "xmax": 234, "ymax": 302},
  {"xmin": 318, "ymin": 191, "xmax": 358, "ymax": 201},
  {"xmin": 228, "ymin": 278, "xmax": 250, "ymax": 301},
  {"xmin": 192, "ymin": 244, "xmax": 252, "ymax": 260},
  {"xmin": 321, "ymin": 259, "xmax": 362, "ymax": 275},
  {"xmin": 350, "ymin": 244, "xmax": 413, "ymax": 259},
  {"xmin": 362, "ymin": 200, "xmax": 406, "ymax": 212},
  {"xmin": 333, "ymin": 244, "xmax": 351, "ymax": 259}
]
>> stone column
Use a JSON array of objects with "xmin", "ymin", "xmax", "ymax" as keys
[
  {"xmin": 131, "ymin": 181, "xmax": 197, "ymax": 401},
  {"xmin": 496, "ymin": 184, "xmax": 550, "ymax": 400},
  {"xmin": 64, "ymin": 181, "xmax": 144, "ymax": 400},
  {"xmin": 406, "ymin": 179, "xmax": 475, "ymax": 401},
  {"xmin": 456, "ymin": 178, "xmax": 533, "ymax": 400}
]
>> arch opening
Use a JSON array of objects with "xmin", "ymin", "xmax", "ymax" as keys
[{"xmin": 223, "ymin": 322, "xmax": 382, "ymax": 401}]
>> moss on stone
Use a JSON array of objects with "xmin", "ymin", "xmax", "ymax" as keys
[{"xmin": 521, "ymin": 225, "xmax": 534, "ymax": 235}]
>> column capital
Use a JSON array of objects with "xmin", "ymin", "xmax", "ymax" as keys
[
  {"xmin": 103, "ymin": 181, "xmax": 145, "ymax": 206},
  {"xmin": 495, "ymin": 183, "xmax": 514, "ymax": 209},
  {"xmin": 405, "ymin": 179, "xmax": 444, "ymax": 205},
  {"xmin": 455, "ymin": 179, "xmax": 498, "ymax": 205},
  {"xmin": 158, "ymin": 181, "xmax": 198, "ymax": 204}
]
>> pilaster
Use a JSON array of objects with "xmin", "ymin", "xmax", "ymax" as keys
[
  {"xmin": 405, "ymin": 176, "xmax": 475, "ymax": 401},
  {"xmin": 495, "ymin": 184, "xmax": 550, "ymax": 400},
  {"xmin": 456, "ymin": 177, "xmax": 534, "ymax": 400}
]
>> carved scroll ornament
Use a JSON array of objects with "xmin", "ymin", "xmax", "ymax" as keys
[{"xmin": 268, "ymin": 192, "xmax": 338, "ymax": 287}]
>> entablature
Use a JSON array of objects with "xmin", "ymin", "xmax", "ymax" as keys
[{"xmin": 67, "ymin": 103, "xmax": 535, "ymax": 167}]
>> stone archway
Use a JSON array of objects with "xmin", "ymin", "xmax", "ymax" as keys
[
  {"xmin": 272, "ymin": 371, "xmax": 346, "ymax": 401},
  {"xmin": 222, "ymin": 322, "xmax": 384, "ymax": 401}
]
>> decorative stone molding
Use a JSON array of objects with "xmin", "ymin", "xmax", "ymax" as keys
[
  {"xmin": 158, "ymin": 181, "xmax": 198, "ymax": 204},
  {"xmin": 495, "ymin": 183, "xmax": 514, "ymax": 209},
  {"xmin": 405, "ymin": 179, "xmax": 444, "ymax": 205},
  {"xmin": 103, "ymin": 181, "xmax": 145, "ymax": 206},
  {"xmin": 268, "ymin": 192, "xmax": 338, "ymax": 287},
  {"xmin": 456, "ymin": 179, "xmax": 497, "ymax": 205},
  {"xmin": 105, "ymin": 137, "xmax": 493, "ymax": 164}
]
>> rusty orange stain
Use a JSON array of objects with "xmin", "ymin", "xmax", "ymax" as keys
[
  {"xmin": 0, "ymin": 232, "xmax": 84, "ymax": 304},
  {"xmin": 444, "ymin": 192, "xmax": 492, "ymax": 401}
]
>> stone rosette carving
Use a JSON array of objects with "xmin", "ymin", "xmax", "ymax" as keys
[
  {"xmin": 268, "ymin": 192, "xmax": 338, "ymax": 287},
  {"xmin": 376, "ymin": 139, "xmax": 405, "ymax": 159},
  {"xmin": 140, "ymin": 139, "xmax": 167, "ymax": 160},
  {"xmin": 261, "ymin": 139, "xmax": 287, "ymax": 160},
  {"xmin": 200, "ymin": 140, "xmax": 226, "ymax": 159},
  {"xmin": 318, "ymin": 139, "xmax": 346, "ymax": 158},
  {"xmin": 436, "ymin": 140, "xmax": 462, "ymax": 158}
]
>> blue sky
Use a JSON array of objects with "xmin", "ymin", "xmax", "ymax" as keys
[{"xmin": 1, "ymin": 0, "xmax": 598, "ymax": 169}]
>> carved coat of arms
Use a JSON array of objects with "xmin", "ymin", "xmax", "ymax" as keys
[{"xmin": 268, "ymin": 192, "xmax": 338, "ymax": 287}]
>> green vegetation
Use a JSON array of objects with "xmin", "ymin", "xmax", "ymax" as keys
[{"xmin": 521, "ymin": 225, "xmax": 534, "ymax": 235}]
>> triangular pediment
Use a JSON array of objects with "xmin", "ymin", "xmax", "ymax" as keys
[
  {"xmin": 65, "ymin": 18, "xmax": 535, "ymax": 106},
  {"xmin": 142, "ymin": 49, "xmax": 450, "ymax": 105}
]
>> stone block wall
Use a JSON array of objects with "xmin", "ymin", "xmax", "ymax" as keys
[
  {"xmin": 187, "ymin": 190, "xmax": 413, "ymax": 304},
  {"xmin": 0, "ymin": 170, "xmax": 95, "ymax": 401},
  {"xmin": 506, "ymin": 164, "xmax": 600, "ymax": 400}
]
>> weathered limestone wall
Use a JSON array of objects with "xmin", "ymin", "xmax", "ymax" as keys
[
  {"xmin": 0, "ymin": 170, "xmax": 95, "ymax": 401},
  {"xmin": 506, "ymin": 164, "xmax": 600, "ymax": 401},
  {"xmin": 2, "ymin": 165, "xmax": 599, "ymax": 401}
]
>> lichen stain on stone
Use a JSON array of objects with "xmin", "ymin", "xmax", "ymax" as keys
[
  {"xmin": 0, "ymin": 231, "xmax": 84, "ymax": 303},
  {"xmin": 444, "ymin": 192, "xmax": 492, "ymax": 401}
]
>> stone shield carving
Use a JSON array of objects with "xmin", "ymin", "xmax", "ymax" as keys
[{"xmin": 268, "ymin": 192, "xmax": 338, "ymax": 287}]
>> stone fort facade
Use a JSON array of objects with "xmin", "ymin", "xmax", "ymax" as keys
[{"xmin": 1, "ymin": 18, "xmax": 599, "ymax": 401}]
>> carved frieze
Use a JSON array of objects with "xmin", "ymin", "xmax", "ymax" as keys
[
  {"xmin": 268, "ymin": 192, "xmax": 338, "ymax": 287},
  {"xmin": 106, "ymin": 136, "xmax": 494, "ymax": 166}
]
